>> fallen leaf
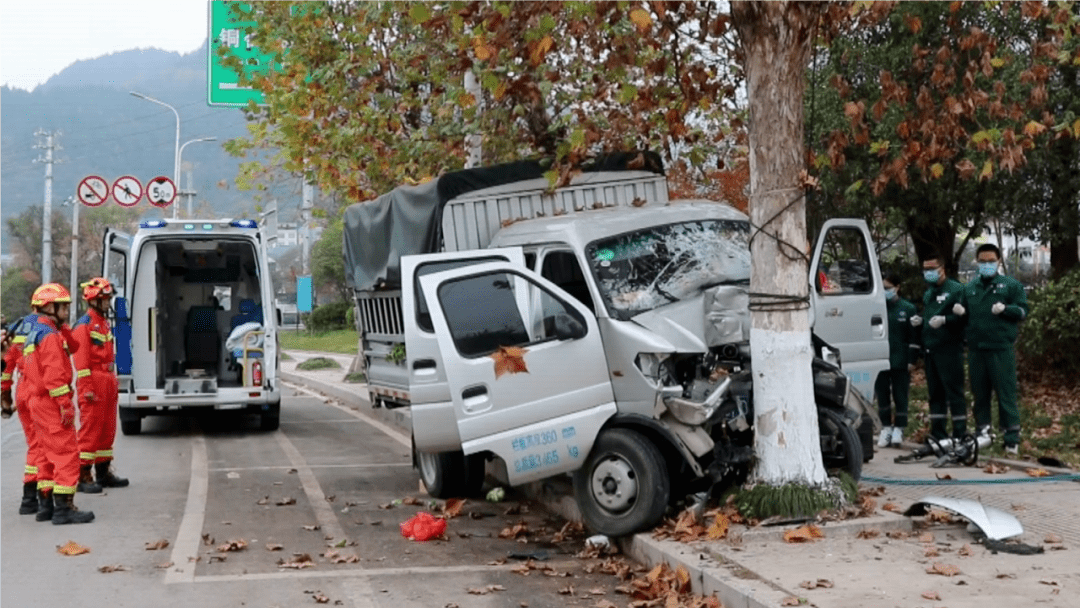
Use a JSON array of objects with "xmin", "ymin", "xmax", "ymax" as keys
[
  {"xmin": 490, "ymin": 346, "xmax": 529, "ymax": 378},
  {"xmin": 959, "ymin": 544, "xmax": 972, "ymax": 556},
  {"xmin": 996, "ymin": 573, "xmax": 1016, "ymax": 579},
  {"xmin": 983, "ymin": 461, "xmax": 1009, "ymax": 474},
  {"xmin": 882, "ymin": 502, "xmax": 903, "ymax": 513},
  {"xmin": 313, "ymin": 592, "xmax": 330, "ymax": 604},
  {"xmin": 144, "ymin": 539, "xmax": 170, "ymax": 550},
  {"xmin": 201, "ymin": 533, "xmax": 215, "ymax": 546},
  {"xmin": 799, "ymin": 579, "xmax": 834, "ymax": 589},
  {"xmin": 155, "ymin": 561, "xmax": 174, "ymax": 569},
  {"xmin": 783, "ymin": 525, "xmax": 824, "ymax": 543},
  {"xmin": 1026, "ymin": 468, "xmax": 1052, "ymax": 478},
  {"xmin": 401, "ymin": 496, "xmax": 420, "ymax": 506},
  {"xmin": 919, "ymin": 532, "xmax": 935, "ymax": 543},
  {"xmin": 856, "ymin": 529, "xmax": 880, "ymax": 539},
  {"xmin": 279, "ymin": 553, "xmax": 316, "ymax": 569},
  {"xmin": 924, "ymin": 546, "xmax": 940, "ymax": 557},
  {"xmin": 276, "ymin": 497, "xmax": 297, "ymax": 506},
  {"xmin": 781, "ymin": 597, "xmax": 803, "ymax": 606},
  {"xmin": 257, "ymin": 496, "xmax": 269, "ymax": 505},
  {"xmin": 215, "ymin": 539, "xmax": 248, "ymax": 552},
  {"xmin": 921, "ymin": 591, "xmax": 941, "ymax": 600},
  {"xmin": 499, "ymin": 521, "xmax": 530, "ymax": 540},
  {"xmin": 57, "ymin": 541, "xmax": 90, "ymax": 556},
  {"xmin": 558, "ymin": 585, "xmax": 574, "ymax": 595},
  {"xmin": 98, "ymin": 564, "xmax": 128, "ymax": 573},
  {"xmin": 588, "ymin": 587, "xmax": 607, "ymax": 595},
  {"xmin": 1039, "ymin": 579, "xmax": 1059, "ymax": 586},
  {"xmin": 1044, "ymin": 534, "xmax": 1063, "ymax": 544},
  {"xmin": 467, "ymin": 584, "xmax": 505, "ymax": 595},
  {"xmin": 926, "ymin": 563, "xmax": 962, "ymax": 577},
  {"xmin": 935, "ymin": 473, "xmax": 954, "ymax": 480},
  {"xmin": 706, "ymin": 513, "xmax": 730, "ymax": 540},
  {"xmin": 208, "ymin": 555, "xmax": 227, "ymax": 563},
  {"xmin": 303, "ymin": 525, "xmax": 321, "ymax": 531},
  {"xmin": 594, "ymin": 600, "xmax": 618, "ymax": 608},
  {"xmin": 265, "ymin": 543, "xmax": 284, "ymax": 551},
  {"xmin": 443, "ymin": 498, "xmax": 465, "ymax": 519}
]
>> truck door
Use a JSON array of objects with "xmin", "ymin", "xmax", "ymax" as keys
[
  {"xmin": 102, "ymin": 229, "xmax": 132, "ymax": 382},
  {"xmin": 418, "ymin": 262, "xmax": 616, "ymax": 485},
  {"xmin": 402, "ymin": 249, "xmax": 525, "ymax": 453},
  {"xmin": 809, "ymin": 219, "xmax": 889, "ymax": 402}
]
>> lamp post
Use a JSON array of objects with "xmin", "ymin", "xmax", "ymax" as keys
[
  {"xmin": 129, "ymin": 91, "xmax": 180, "ymax": 218},
  {"xmin": 61, "ymin": 196, "xmax": 79, "ymax": 325},
  {"xmin": 178, "ymin": 137, "xmax": 218, "ymax": 218}
]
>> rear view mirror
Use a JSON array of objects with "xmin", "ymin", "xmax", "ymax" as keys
[{"xmin": 553, "ymin": 313, "xmax": 586, "ymax": 341}]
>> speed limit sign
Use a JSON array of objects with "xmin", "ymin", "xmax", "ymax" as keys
[{"xmin": 147, "ymin": 176, "xmax": 177, "ymax": 208}]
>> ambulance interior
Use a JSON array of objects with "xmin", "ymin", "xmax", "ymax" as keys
[{"xmin": 143, "ymin": 239, "xmax": 266, "ymax": 390}]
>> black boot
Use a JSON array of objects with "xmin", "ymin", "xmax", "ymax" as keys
[
  {"xmin": 34, "ymin": 490, "xmax": 54, "ymax": 522},
  {"xmin": 77, "ymin": 464, "xmax": 102, "ymax": 493},
  {"xmin": 94, "ymin": 462, "xmax": 129, "ymax": 488},
  {"xmin": 19, "ymin": 481, "xmax": 38, "ymax": 515},
  {"xmin": 51, "ymin": 493, "xmax": 94, "ymax": 525}
]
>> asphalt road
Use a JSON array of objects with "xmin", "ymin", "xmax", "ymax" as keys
[{"xmin": 1, "ymin": 384, "xmax": 632, "ymax": 608}]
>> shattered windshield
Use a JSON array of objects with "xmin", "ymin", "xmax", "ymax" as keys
[{"xmin": 587, "ymin": 220, "xmax": 750, "ymax": 320}]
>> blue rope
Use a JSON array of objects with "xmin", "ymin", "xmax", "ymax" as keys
[{"xmin": 862, "ymin": 474, "xmax": 1080, "ymax": 486}]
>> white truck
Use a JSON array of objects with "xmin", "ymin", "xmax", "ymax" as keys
[
  {"xmin": 102, "ymin": 218, "xmax": 281, "ymax": 434},
  {"xmin": 344, "ymin": 158, "xmax": 888, "ymax": 535}
]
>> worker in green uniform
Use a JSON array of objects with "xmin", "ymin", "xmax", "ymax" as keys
[
  {"xmin": 953, "ymin": 243, "xmax": 1028, "ymax": 455},
  {"xmin": 913, "ymin": 255, "xmax": 968, "ymax": 442},
  {"xmin": 875, "ymin": 272, "xmax": 921, "ymax": 448}
]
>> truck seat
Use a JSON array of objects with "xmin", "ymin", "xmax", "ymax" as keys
[{"xmin": 185, "ymin": 306, "xmax": 220, "ymax": 372}]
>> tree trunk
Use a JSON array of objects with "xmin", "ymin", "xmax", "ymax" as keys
[{"xmin": 732, "ymin": 1, "xmax": 827, "ymax": 486}]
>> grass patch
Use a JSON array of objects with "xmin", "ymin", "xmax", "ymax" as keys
[
  {"xmin": 296, "ymin": 357, "xmax": 341, "ymax": 371},
  {"xmin": 280, "ymin": 329, "xmax": 358, "ymax": 354},
  {"xmin": 343, "ymin": 372, "xmax": 366, "ymax": 384},
  {"xmin": 280, "ymin": 352, "xmax": 293, "ymax": 361}
]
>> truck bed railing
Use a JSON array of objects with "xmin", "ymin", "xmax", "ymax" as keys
[{"xmin": 354, "ymin": 290, "xmax": 404, "ymax": 338}]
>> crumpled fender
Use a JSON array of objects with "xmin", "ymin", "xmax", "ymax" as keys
[{"xmin": 904, "ymin": 495, "xmax": 1023, "ymax": 540}]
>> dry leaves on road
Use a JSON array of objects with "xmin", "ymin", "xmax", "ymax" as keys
[
  {"xmin": 781, "ymin": 597, "xmax": 805, "ymax": 606},
  {"xmin": 922, "ymin": 591, "xmax": 942, "ymax": 600},
  {"xmin": 706, "ymin": 513, "xmax": 731, "ymax": 540},
  {"xmin": 277, "ymin": 497, "xmax": 297, "ymax": 506},
  {"xmin": 856, "ymin": 529, "xmax": 880, "ymax": 539},
  {"xmin": 624, "ymin": 563, "xmax": 721, "ymax": 608},
  {"xmin": 279, "ymin": 553, "xmax": 316, "ymax": 569},
  {"xmin": 216, "ymin": 539, "xmax": 248, "ymax": 552},
  {"xmin": 1026, "ymin": 468, "xmax": 1052, "ymax": 478},
  {"xmin": 322, "ymin": 549, "xmax": 359, "ymax": 564},
  {"xmin": 926, "ymin": 563, "xmax": 962, "ymax": 577},
  {"xmin": 302, "ymin": 524, "xmax": 321, "ymax": 531},
  {"xmin": 783, "ymin": 524, "xmax": 824, "ymax": 543},
  {"xmin": 983, "ymin": 461, "xmax": 1010, "ymax": 474},
  {"xmin": 918, "ymin": 532, "xmax": 935, "ymax": 543},
  {"xmin": 57, "ymin": 541, "xmax": 90, "ymax": 556},
  {"xmin": 882, "ymin": 502, "xmax": 903, "ymax": 513},
  {"xmin": 256, "ymin": 496, "xmax": 269, "ymax": 505},
  {"xmin": 266, "ymin": 543, "xmax": 284, "ymax": 551},
  {"xmin": 154, "ymin": 561, "xmax": 174, "ymax": 569},
  {"xmin": 499, "ymin": 521, "xmax": 530, "ymax": 540},
  {"xmin": 1044, "ymin": 534, "xmax": 1063, "ymax": 544},
  {"xmin": 98, "ymin": 564, "xmax": 128, "ymax": 573},
  {"xmin": 145, "ymin": 539, "xmax": 170, "ymax": 550},
  {"xmin": 467, "ymin": 584, "xmax": 505, "ymax": 595},
  {"xmin": 799, "ymin": 578, "xmax": 833, "ymax": 589},
  {"xmin": 442, "ymin": 498, "xmax": 465, "ymax": 519},
  {"xmin": 312, "ymin": 592, "xmax": 330, "ymax": 604}
]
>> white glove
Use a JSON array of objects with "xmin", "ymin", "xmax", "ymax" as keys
[
  {"xmin": 910, "ymin": 315, "xmax": 923, "ymax": 327},
  {"xmin": 952, "ymin": 303, "xmax": 966, "ymax": 316},
  {"xmin": 992, "ymin": 302, "xmax": 1006, "ymax": 315},
  {"xmin": 929, "ymin": 315, "xmax": 946, "ymax": 329}
]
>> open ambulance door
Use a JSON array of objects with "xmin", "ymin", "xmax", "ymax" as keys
[{"xmin": 102, "ymin": 229, "xmax": 132, "ymax": 385}]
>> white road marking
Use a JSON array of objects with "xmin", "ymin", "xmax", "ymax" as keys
[
  {"xmin": 286, "ymin": 381, "xmax": 411, "ymax": 448},
  {"xmin": 165, "ymin": 436, "xmax": 208, "ymax": 585},
  {"xmin": 187, "ymin": 560, "xmax": 582, "ymax": 583},
  {"xmin": 274, "ymin": 430, "xmax": 354, "ymax": 556},
  {"xmin": 208, "ymin": 463, "xmax": 411, "ymax": 472}
]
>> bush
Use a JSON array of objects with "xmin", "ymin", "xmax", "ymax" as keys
[
  {"xmin": 1018, "ymin": 269, "xmax": 1080, "ymax": 376},
  {"xmin": 308, "ymin": 301, "xmax": 351, "ymax": 332},
  {"xmin": 345, "ymin": 304, "xmax": 355, "ymax": 329}
]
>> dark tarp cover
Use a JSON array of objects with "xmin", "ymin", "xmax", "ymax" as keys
[{"xmin": 343, "ymin": 153, "xmax": 662, "ymax": 291}]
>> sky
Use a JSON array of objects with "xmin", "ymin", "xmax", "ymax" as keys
[{"xmin": 1, "ymin": 0, "xmax": 210, "ymax": 91}]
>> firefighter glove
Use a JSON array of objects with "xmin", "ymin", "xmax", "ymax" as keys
[
  {"xmin": 952, "ymin": 303, "xmax": 966, "ymax": 316},
  {"xmin": 991, "ymin": 302, "xmax": 1006, "ymax": 315},
  {"xmin": 910, "ymin": 315, "xmax": 923, "ymax": 327},
  {"xmin": 929, "ymin": 315, "xmax": 946, "ymax": 329}
]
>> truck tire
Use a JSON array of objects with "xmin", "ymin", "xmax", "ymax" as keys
[
  {"xmin": 817, "ymin": 406, "xmax": 863, "ymax": 481},
  {"xmin": 572, "ymin": 428, "xmax": 669, "ymax": 537},
  {"xmin": 260, "ymin": 401, "xmax": 281, "ymax": 431},
  {"xmin": 416, "ymin": 449, "xmax": 484, "ymax": 498},
  {"xmin": 119, "ymin": 407, "xmax": 141, "ymax": 436}
]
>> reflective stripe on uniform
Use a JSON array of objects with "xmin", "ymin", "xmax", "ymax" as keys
[
  {"xmin": 13, "ymin": 335, "xmax": 26, "ymax": 344},
  {"xmin": 22, "ymin": 344, "xmax": 35, "ymax": 355},
  {"xmin": 37, "ymin": 480, "xmax": 55, "ymax": 491},
  {"xmin": 0, "ymin": 373, "xmax": 10, "ymax": 381},
  {"xmin": 80, "ymin": 452, "xmax": 96, "ymax": 461},
  {"xmin": 53, "ymin": 484, "xmax": 76, "ymax": 495},
  {"xmin": 48, "ymin": 385, "xmax": 71, "ymax": 397},
  {"xmin": 97, "ymin": 449, "xmax": 113, "ymax": 459},
  {"xmin": 76, "ymin": 369, "xmax": 91, "ymax": 378},
  {"xmin": 25, "ymin": 465, "xmax": 38, "ymax": 475}
]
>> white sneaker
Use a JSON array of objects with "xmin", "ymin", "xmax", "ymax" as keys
[
  {"xmin": 891, "ymin": 427, "xmax": 903, "ymax": 447},
  {"xmin": 877, "ymin": 427, "xmax": 893, "ymax": 448},
  {"xmin": 1004, "ymin": 444, "xmax": 1019, "ymax": 456}
]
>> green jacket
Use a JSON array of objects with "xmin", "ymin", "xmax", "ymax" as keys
[
  {"xmin": 960, "ymin": 273, "xmax": 1029, "ymax": 350},
  {"xmin": 920, "ymin": 278, "xmax": 965, "ymax": 352},
  {"xmin": 886, "ymin": 296, "xmax": 919, "ymax": 368}
]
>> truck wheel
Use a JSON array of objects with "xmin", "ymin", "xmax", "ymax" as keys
[
  {"xmin": 416, "ymin": 449, "xmax": 484, "ymax": 498},
  {"xmin": 572, "ymin": 428, "xmax": 669, "ymax": 537},
  {"xmin": 260, "ymin": 401, "xmax": 281, "ymax": 431},
  {"xmin": 818, "ymin": 406, "xmax": 863, "ymax": 481},
  {"xmin": 119, "ymin": 407, "xmax": 141, "ymax": 436}
]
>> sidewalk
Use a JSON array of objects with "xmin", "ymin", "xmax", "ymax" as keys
[{"xmin": 281, "ymin": 350, "xmax": 1079, "ymax": 608}]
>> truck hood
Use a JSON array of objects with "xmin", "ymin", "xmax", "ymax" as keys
[{"xmin": 630, "ymin": 285, "xmax": 750, "ymax": 353}]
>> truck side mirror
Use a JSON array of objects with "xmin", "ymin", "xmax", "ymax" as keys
[{"xmin": 553, "ymin": 313, "xmax": 586, "ymax": 341}]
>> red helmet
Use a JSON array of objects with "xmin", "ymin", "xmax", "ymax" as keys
[
  {"xmin": 81, "ymin": 277, "xmax": 115, "ymax": 301},
  {"xmin": 31, "ymin": 283, "xmax": 72, "ymax": 307}
]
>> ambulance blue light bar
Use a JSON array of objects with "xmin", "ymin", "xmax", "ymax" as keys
[
  {"xmin": 139, "ymin": 220, "xmax": 167, "ymax": 229},
  {"xmin": 230, "ymin": 219, "xmax": 258, "ymax": 229}
]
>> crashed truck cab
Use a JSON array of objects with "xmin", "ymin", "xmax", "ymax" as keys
[
  {"xmin": 102, "ymin": 219, "xmax": 281, "ymax": 435},
  {"xmin": 344, "ymin": 161, "xmax": 889, "ymax": 536}
]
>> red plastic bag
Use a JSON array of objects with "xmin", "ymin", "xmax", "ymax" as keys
[{"xmin": 400, "ymin": 511, "xmax": 447, "ymax": 541}]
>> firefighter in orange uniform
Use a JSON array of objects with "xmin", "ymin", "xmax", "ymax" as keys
[
  {"xmin": 23, "ymin": 283, "xmax": 94, "ymax": 524},
  {"xmin": 2, "ymin": 307, "xmax": 52, "ymax": 517},
  {"xmin": 73, "ymin": 277, "xmax": 128, "ymax": 491}
]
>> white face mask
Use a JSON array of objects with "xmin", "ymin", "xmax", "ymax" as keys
[{"xmin": 884, "ymin": 288, "xmax": 897, "ymax": 301}]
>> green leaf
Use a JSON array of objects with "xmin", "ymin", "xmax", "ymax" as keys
[
  {"xmin": 408, "ymin": 3, "xmax": 430, "ymax": 24},
  {"xmin": 844, "ymin": 180, "xmax": 864, "ymax": 197},
  {"xmin": 618, "ymin": 84, "xmax": 638, "ymax": 105}
]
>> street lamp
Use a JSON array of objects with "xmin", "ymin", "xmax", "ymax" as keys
[
  {"xmin": 129, "ymin": 91, "xmax": 180, "ymax": 218},
  {"xmin": 178, "ymin": 137, "xmax": 218, "ymax": 218}
]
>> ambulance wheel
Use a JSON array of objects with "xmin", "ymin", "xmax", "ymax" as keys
[
  {"xmin": 260, "ymin": 401, "xmax": 281, "ymax": 431},
  {"xmin": 119, "ymin": 407, "xmax": 141, "ymax": 436},
  {"xmin": 573, "ymin": 428, "xmax": 669, "ymax": 537},
  {"xmin": 416, "ymin": 449, "xmax": 484, "ymax": 498}
]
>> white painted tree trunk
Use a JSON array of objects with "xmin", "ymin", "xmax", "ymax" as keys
[{"xmin": 732, "ymin": 1, "xmax": 827, "ymax": 486}]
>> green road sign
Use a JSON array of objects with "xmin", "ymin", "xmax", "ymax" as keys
[{"xmin": 207, "ymin": 1, "xmax": 276, "ymax": 107}]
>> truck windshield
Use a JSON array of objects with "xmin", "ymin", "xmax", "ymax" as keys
[{"xmin": 587, "ymin": 219, "xmax": 750, "ymax": 320}]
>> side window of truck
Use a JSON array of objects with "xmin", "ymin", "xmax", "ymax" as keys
[
  {"xmin": 815, "ymin": 227, "xmax": 872, "ymax": 295},
  {"xmin": 540, "ymin": 250, "xmax": 595, "ymax": 313},
  {"xmin": 414, "ymin": 256, "xmax": 510, "ymax": 332},
  {"xmin": 436, "ymin": 271, "xmax": 588, "ymax": 358}
]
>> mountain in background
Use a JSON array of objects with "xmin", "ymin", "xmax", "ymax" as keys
[{"xmin": 1, "ymin": 42, "xmax": 304, "ymax": 255}]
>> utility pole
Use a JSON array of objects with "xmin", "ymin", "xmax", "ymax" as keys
[
  {"xmin": 34, "ymin": 130, "xmax": 62, "ymax": 284},
  {"xmin": 67, "ymin": 196, "xmax": 80, "ymax": 325},
  {"xmin": 300, "ymin": 182, "xmax": 313, "ymax": 275}
]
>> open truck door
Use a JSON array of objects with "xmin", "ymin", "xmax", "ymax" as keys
[
  {"xmin": 417, "ymin": 261, "xmax": 616, "ymax": 487},
  {"xmin": 402, "ymin": 248, "xmax": 525, "ymax": 454},
  {"xmin": 809, "ymin": 219, "xmax": 890, "ymax": 402},
  {"xmin": 102, "ymin": 229, "xmax": 132, "ymax": 387}
]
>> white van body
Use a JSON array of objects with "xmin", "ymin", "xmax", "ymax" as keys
[{"xmin": 102, "ymin": 218, "xmax": 281, "ymax": 434}]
